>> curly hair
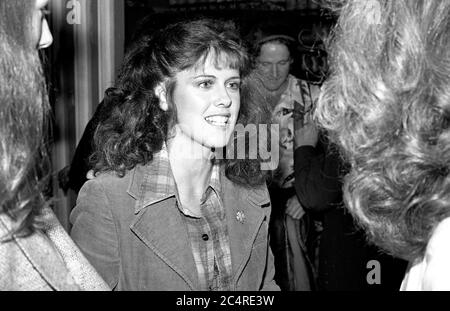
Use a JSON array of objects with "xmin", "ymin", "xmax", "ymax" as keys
[
  {"xmin": 315, "ymin": 0, "xmax": 450, "ymax": 261},
  {"xmin": 92, "ymin": 18, "xmax": 271, "ymax": 186},
  {"xmin": 0, "ymin": 0, "xmax": 51, "ymax": 237}
]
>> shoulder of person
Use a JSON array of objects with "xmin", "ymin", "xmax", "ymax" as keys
[
  {"xmin": 422, "ymin": 217, "xmax": 450, "ymax": 290},
  {"xmin": 79, "ymin": 166, "xmax": 138, "ymax": 199}
]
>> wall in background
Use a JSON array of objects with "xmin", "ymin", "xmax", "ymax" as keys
[{"xmin": 49, "ymin": 0, "xmax": 125, "ymax": 229}]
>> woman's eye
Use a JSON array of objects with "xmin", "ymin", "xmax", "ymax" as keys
[
  {"xmin": 198, "ymin": 80, "xmax": 213, "ymax": 88},
  {"xmin": 227, "ymin": 81, "xmax": 241, "ymax": 90}
]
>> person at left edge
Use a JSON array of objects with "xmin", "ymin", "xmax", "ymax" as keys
[
  {"xmin": 70, "ymin": 19, "xmax": 279, "ymax": 291},
  {"xmin": 0, "ymin": 0, "xmax": 109, "ymax": 290}
]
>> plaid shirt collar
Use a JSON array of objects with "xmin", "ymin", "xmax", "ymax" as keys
[{"xmin": 130, "ymin": 144, "xmax": 221, "ymax": 215}]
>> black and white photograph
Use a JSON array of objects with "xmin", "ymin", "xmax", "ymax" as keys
[{"xmin": 1, "ymin": 0, "xmax": 449, "ymax": 301}]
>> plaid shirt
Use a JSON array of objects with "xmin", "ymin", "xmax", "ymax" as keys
[{"xmin": 149, "ymin": 145, "xmax": 233, "ymax": 291}]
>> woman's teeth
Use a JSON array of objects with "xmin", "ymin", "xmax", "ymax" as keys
[{"xmin": 205, "ymin": 116, "xmax": 229, "ymax": 126}]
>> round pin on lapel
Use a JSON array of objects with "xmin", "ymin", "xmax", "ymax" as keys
[{"xmin": 236, "ymin": 211, "xmax": 246, "ymax": 223}]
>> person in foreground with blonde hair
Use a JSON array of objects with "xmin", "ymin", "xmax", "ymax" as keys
[{"xmin": 315, "ymin": 0, "xmax": 450, "ymax": 290}]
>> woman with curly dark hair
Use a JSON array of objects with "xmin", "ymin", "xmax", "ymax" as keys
[
  {"xmin": 315, "ymin": 0, "xmax": 450, "ymax": 290},
  {"xmin": 0, "ymin": 0, "xmax": 108, "ymax": 290},
  {"xmin": 70, "ymin": 18, "xmax": 279, "ymax": 291}
]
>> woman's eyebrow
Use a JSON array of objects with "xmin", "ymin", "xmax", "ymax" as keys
[
  {"xmin": 192, "ymin": 75, "xmax": 216, "ymax": 79},
  {"xmin": 226, "ymin": 76, "xmax": 241, "ymax": 81}
]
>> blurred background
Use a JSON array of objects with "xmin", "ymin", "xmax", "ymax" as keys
[{"xmin": 45, "ymin": 0, "xmax": 334, "ymax": 229}]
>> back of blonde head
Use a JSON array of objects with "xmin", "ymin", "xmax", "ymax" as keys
[{"xmin": 315, "ymin": 0, "xmax": 450, "ymax": 261}]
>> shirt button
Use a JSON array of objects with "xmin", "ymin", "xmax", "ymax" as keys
[{"xmin": 202, "ymin": 234, "xmax": 209, "ymax": 241}]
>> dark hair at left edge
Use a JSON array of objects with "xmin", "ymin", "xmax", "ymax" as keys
[{"xmin": 0, "ymin": 0, "xmax": 51, "ymax": 238}]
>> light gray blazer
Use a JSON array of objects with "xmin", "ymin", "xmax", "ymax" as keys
[{"xmin": 0, "ymin": 207, "xmax": 110, "ymax": 291}]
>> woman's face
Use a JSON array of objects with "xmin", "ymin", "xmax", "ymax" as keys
[
  {"xmin": 33, "ymin": 0, "xmax": 53, "ymax": 49},
  {"xmin": 170, "ymin": 52, "xmax": 241, "ymax": 149}
]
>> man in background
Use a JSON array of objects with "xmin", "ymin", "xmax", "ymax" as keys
[{"xmin": 248, "ymin": 23, "xmax": 320, "ymax": 291}]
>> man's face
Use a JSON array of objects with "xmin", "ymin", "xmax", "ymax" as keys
[{"xmin": 256, "ymin": 41, "xmax": 292, "ymax": 91}]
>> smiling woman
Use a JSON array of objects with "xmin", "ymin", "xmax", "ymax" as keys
[
  {"xmin": 157, "ymin": 51, "xmax": 242, "ymax": 158},
  {"xmin": 70, "ymin": 18, "xmax": 279, "ymax": 291}
]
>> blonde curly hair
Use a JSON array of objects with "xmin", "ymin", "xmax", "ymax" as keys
[{"xmin": 315, "ymin": 0, "xmax": 450, "ymax": 261}]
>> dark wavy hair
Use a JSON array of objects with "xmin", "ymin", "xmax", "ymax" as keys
[
  {"xmin": 92, "ymin": 18, "xmax": 271, "ymax": 186},
  {"xmin": 315, "ymin": 0, "xmax": 450, "ymax": 261},
  {"xmin": 0, "ymin": 0, "xmax": 51, "ymax": 237}
]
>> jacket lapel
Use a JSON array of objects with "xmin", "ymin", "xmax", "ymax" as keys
[
  {"xmin": 0, "ymin": 214, "xmax": 79, "ymax": 291},
  {"xmin": 43, "ymin": 208, "xmax": 110, "ymax": 290},
  {"xmin": 129, "ymin": 197, "xmax": 199, "ymax": 290},
  {"xmin": 222, "ymin": 177, "xmax": 270, "ymax": 286},
  {"xmin": 126, "ymin": 163, "xmax": 271, "ymax": 290},
  {"xmin": 127, "ymin": 165, "xmax": 199, "ymax": 290}
]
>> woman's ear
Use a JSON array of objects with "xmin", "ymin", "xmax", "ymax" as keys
[{"xmin": 154, "ymin": 83, "xmax": 168, "ymax": 111}]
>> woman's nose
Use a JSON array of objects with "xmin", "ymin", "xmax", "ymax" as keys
[{"xmin": 214, "ymin": 86, "xmax": 232, "ymax": 107}]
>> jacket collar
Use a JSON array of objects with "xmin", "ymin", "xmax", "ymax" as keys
[
  {"xmin": 127, "ymin": 153, "xmax": 271, "ymax": 289},
  {"xmin": 126, "ymin": 148, "xmax": 199, "ymax": 289},
  {"xmin": 127, "ymin": 145, "xmax": 221, "ymax": 215},
  {"xmin": 0, "ymin": 213, "xmax": 79, "ymax": 291},
  {"xmin": 127, "ymin": 146, "xmax": 176, "ymax": 214}
]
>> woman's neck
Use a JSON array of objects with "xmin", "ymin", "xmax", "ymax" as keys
[{"xmin": 166, "ymin": 131, "xmax": 215, "ymax": 214}]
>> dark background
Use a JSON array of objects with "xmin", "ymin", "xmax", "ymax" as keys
[{"xmin": 124, "ymin": 0, "xmax": 335, "ymax": 81}]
